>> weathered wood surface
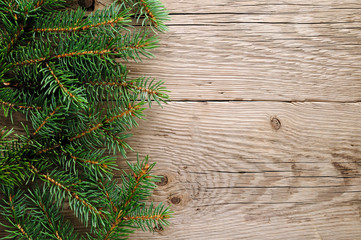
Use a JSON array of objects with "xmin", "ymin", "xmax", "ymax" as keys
[
  {"xmin": 123, "ymin": 0, "xmax": 361, "ymax": 102},
  {"xmin": 1, "ymin": 0, "xmax": 361, "ymax": 239},
  {"xmin": 126, "ymin": 102, "xmax": 361, "ymax": 239},
  {"xmin": 122, "ymin": 0, "xmax": 361, "ymax": 239}
]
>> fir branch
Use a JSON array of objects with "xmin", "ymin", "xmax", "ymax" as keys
[
  {"xmin": 28, "ymin": 163, "xmax": 103, "ymax": 217},
  {"xmin": 2, "ymin": 0, "xmax": 57, "ymax": 53},
  {"xmin": 69, "ymin": 104, "xmax": 139, "ymax": 142},
  {"xmin": 7, "ymin": 25, "xmax": 23, "ymax": 53},
  {"xmin": 89, "ymin": 80, "xmax": 158, "ymax": 95},
  {"xmin": 99, "ymin": 181, "xmax": 118, "ymax": 213},
  {"xmin": 103, "ymin": 161, "xmax": 151, "ymax": 239},
  {"xmin": 69, "ymin": 122, "xmax": 103, "ymax": 142},
  {"xmin": 1, "ymin": 0, "xmax": 170, "ymax": 238},
  {"xmin": 0, "ymin": 188, "xmax": 35, "ymax": 240},
  {"xmin": 13, "ymin": 57, "xmax": 47, "ymax": 67},
  {"xmin": 104, "ymin": 104, "xmax": 140, "ymax": 124},
  {"xmin": 102, "ymin": 129, "xmax": 130, "ymax": 157},
  {"xmin": 37, "ymin": 199, "xmax": 63, "ymax": 240},
  {"xmin": 3, "ymin": 3, "xmax": 24, "ymax": 53},
  {"xmin": 124, "ymin": 163, "xmax": 150, "ymax": 207},
  {"xmin": 33, "ymin": 105, "xmax": 61, "ymax": 136},
  {"xmin": 11, "ymin": 32, "xmax": 156, "ymax": 67},
  {"xmin": 139, "ymin": 0, "xmax": 158, "ymax": 27},
  {"xmin": 88, "ymin": 81, "xmax": 127, "ymax": 87},
  {"xmin": 124, "ymin": 0, "xmax": 169, "ymax": 32},
  {"xmin": 16, "ymin": 224, "xmax": 32, "ymax": 240},
  {"xmin": 36, "ymin": 143, "xmax": 61, "ymax": 154},
  {"xmin": 123, "ymin": 202, "xmax": 171, "ymax": 232},
  {"xmin": 0, "ymin": 99, "xmax": 42, "ymax": 110},
  {"xmin": 13, "ymin": 48, "xmax": 113, "ymax": 67},
  {"xmin": 103, "ymin": 210, "xmax": 124, "ymax": 240},
  {"xmin": 52, "ymin": 49, "xmax": 111, "ymax": 60},
  {"xmin": 34, "ymin": 0, "xmax": 46, "ymax": 9},
  {"xmin": 26, "ymin": 186, "xmax": 79, "ymax": 240},
  {"xmin": 33, "ymin": 16, "xmax": 126, "ymax": 33},
  {"xmin": 124, "ymin": 215, "xmax": 162, "ymax": 220},
  {"xmin": 33, "ymin": 2, "xmax": 129, "ymax": 35},
  {"xmin": 45, "ymin": 63, "xmax": 77, "ymax": 101},
  {"xmin": 87, "ymin": 77, "xmax": 169, "ymax": 106},
  {"xmin": 68, "ymin": 151, "xmax": 108, "ymax": 169}
]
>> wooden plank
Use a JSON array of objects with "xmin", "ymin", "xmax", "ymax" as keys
[
  {"xmin": 161, "ymin": 0, "xmax": 361, "ymax": 15},
  {"xmin": 126, "ymin": 19, "xmax": 361, "ymax": 101},
  {"xmin": 120, "ymin": 101, "xmax": 361, "ymax": 239},
  {"xmin": 98, "ymin": 0, "xmax": 361, "ymax": 14},
  {"xmin": 97, "ymin": 0, "xmax": 361, "ymax": 101}
]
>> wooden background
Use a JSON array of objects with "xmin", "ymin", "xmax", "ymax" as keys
[
  {"xmin": 2, "ymin": 0, "xmax": 361, "ymax": 239},
  {"xmin": 121, "ymin": 0, "xmax": 361, "ymax": 239}
]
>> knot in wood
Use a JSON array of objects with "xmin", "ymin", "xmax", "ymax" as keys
[
  {"xmin": 154, "ymin": 224, "xmax": 164, "ymax": 232},
  {"xmin": 79, "ymin": 0, "xmax": 94, "ymax": 9},
  {"xmin": 156, "ymin": 175, "xmax": 168, "ymax": 186},
  {"xmin": 170, "ymin": 196, "xmax": 181, "ymax": 205},
  {"xmin": 270, "ymin": 116, "xmax": 281, "ymax": 130}
]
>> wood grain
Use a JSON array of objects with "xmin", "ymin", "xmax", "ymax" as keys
[
  {"xmin": 113, "ymin": 1, "xmax": 361, "ymax": 102},
  {"xmin": 124, "ymin": 102, "xmax": 361, "ymax": 239}
]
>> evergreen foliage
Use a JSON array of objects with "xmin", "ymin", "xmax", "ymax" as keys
[{"xmin": 0, "ymin": 0, "xmax": 171, "ymax": 238}]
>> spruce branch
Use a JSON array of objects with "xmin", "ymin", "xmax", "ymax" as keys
[
  {"xmin": 102, "ymin": 156, "xmax": 157, "ymax": 239},
  {"xmin": 28, "ymin": 192, "xmax": 64, "ymax": 240},
  {"xmin": 27, "ymin": 186, "xmax": 79, "ymax": 240},
  {"xmin": 10, "ymin": 31, "xmax": 157, "ymax": 68},
  {"xmin": 68, "ymin": 103, "xmax": 143, "ymax": 151},
  {"xmin": 0, "ymin": 0, "xmax": 67, "ymax": 53},
  {"xmin": 0, "ymin": 128, "xmax": 26, "ymax": 187},
  {"xmin": 0, "ymin": 187, "xmax": 38, "ymax": 240},
  {"xmin": 33, "ymin": 3, "xmax": 130, "ymax": 34},
  {"xmin": 44, "ymin": 62, "xmax": 88, "ymax": 107},
  {"xmin": 32, "ymin": 105, "xmax": 62, "ymax": 137},
  {"xmin": 88, "ymin": 77, "xmax": 169, "ymax": 106},
  {"xmin": 123, "ymin": 0, "xmax": 169, "ymax": 32},
  {"xmin": 0, "ymin": 0, "xmax": 171, "ymax": 238},
  {"xmin": 28, "ymin": 163, "xmax": 106, "ymax": 229},
  {"xmin": 123, "ymin": 202, "xmax": 171, "ymax": 232}
]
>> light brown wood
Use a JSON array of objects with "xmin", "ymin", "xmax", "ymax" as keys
[
  {"xmin": 117, "ymin": 1, "xmax": 361, "ymax": 102},
  {"xmin": 120, "ymin": 1, "xmax": 361, "ymax": 238},
  {"xmin": 124, "ymin": 102, "xmax": 361, "ymax": 239}
]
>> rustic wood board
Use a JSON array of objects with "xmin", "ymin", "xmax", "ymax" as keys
[
  {"xmin": 118, "ymin": 0, "xmax": 361, "ymax": 102},
  {"xmin": 124, "ymin": 102, "xmax": 361, "ymax": 240},
  {"xmin": 120, "ymin": 0, "xmax": 361, "ymax": 239}
]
